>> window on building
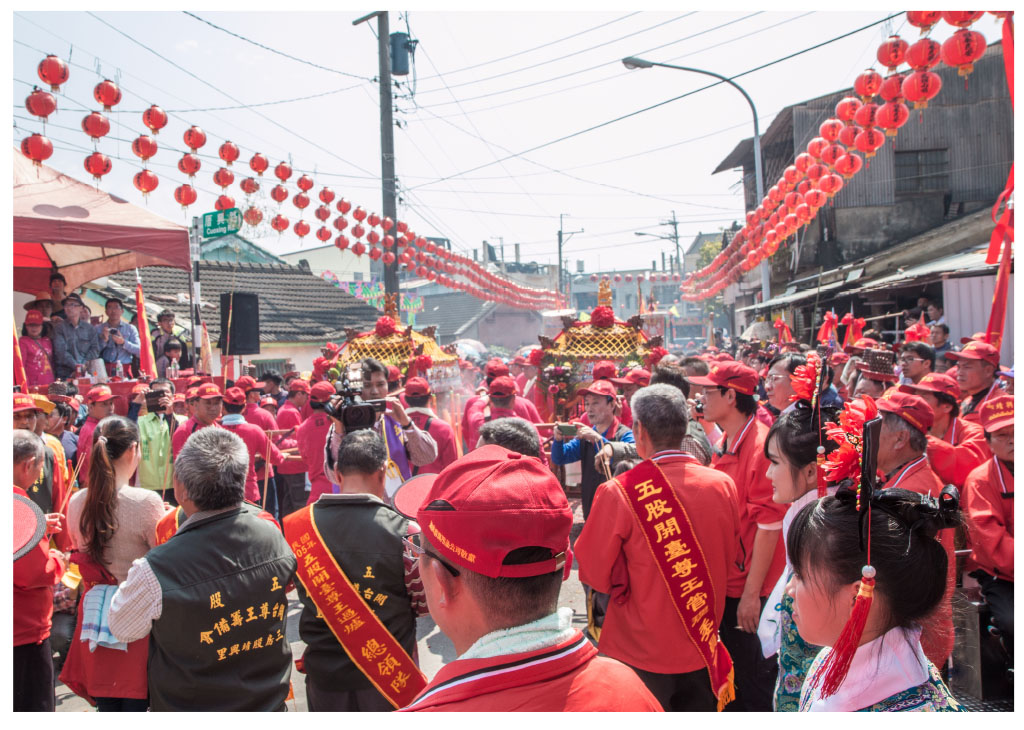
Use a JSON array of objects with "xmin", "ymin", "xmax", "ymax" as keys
[
  {"xmin": 250, "ymin": 359, "xmax": 286, "ymax": 378},
  {"xmin": 352, "ymin": 271, "xmax": 363, "ymax": 281},
  {"xmin": 895, "ymin": 149, "xmax": 950, "ymax": 194}
]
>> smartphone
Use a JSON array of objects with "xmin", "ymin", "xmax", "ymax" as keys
[
  {"xmin": 557, "ymin": 423, "xmax": 578, "ymax": 437},
  {"xmin": 145, "ymin": 389, "xmax": 164, "ymax": 413},
  {"xmin": 109, "ymin": 328, "xmax": 118, "ymax": 335}
]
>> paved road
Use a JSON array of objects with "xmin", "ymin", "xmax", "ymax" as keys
[{"xmin": 54, "ymin": 499, "xmax": 588, "ymax": 712}]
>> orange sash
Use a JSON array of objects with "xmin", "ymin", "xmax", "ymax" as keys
[
  {"xmin": 154, "ymin": 506, "xmax": 183, "ymax": 546},
  {"xmin": 613, "ymin": 459, "xmax": 735, "ymax": 710},
  {"xmin": 283, "ymin": 505, "xmax": 427, "ymax": 709}
]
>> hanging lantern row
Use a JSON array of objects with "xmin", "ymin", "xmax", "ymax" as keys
[{"xmin": 678, "ymin": 11, "xmax": 1001, "ymax": 302}]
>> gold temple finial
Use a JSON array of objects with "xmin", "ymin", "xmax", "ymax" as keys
[
  {"xmin": 383, "ymin": 293, "xmax": 399, "ymax": 321},
  {"xmin": 597, "ymin": 279, "xmax": 613, "ymax": 308}
]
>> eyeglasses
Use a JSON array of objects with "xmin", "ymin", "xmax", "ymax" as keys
[
  {"xmin": 765, "ymin": 373, "xmax": 788, "ymax": 383},
  {"xmin": 899, "ymin": 356, "xmax": 924, "ymax": 364},
  {"xmin": 402, "ymin": 532, "xmax": 460, "ymax": 577}
]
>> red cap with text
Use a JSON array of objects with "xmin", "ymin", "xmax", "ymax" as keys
[
  {"xmin": 85, "ymin": 385, "xmax": 116, "ymax": 404},
  {"xmin": 196, "ymin": 383, "xmax": 223, "ymax": 400},
  {"xmin": 14, "ymin": 393, "xmax": 38, "ymax": 413},
  {"xmin": 686, "ymin": 361, "xmax": 758, "ymax": 396},
  {"xmin": 310, "ymin": 381, "xmax": 336, "ymax": 404},
  {"xmin": 488, "ymin": 376, "xmax": 517, "ymax": 398},
  {"xmin": 875, "ymin": 391, "xmax": 934, "ymax": 435},
  {"xmin": 979, "ymin": 395, "xmax": 1013, "ymax": 433},
  {"xmin": 287, "ymin": 379, "xmax": 310, "ymax": 394},
  {"xmin": 577, "ymin": 379, "xmax": 618, "ymax": 399},
  {"xmin": 485, "ymin": 358, "xmax": 510, "ymax": 378},
  {"xmin": 945, "ymin": 340, "xmax": 1000, "ymax": 367},
  {"xmin": 222, "ymin": 387, "xmax": 246, "ymax": 406},
  {"xmin": 591, "ymin": 360, "xmax": 618, "ymax": 380},
  {"xmin": 405, "ymin": 377, "xmax": 432, "ymax": 398},
  {"xmin": 234, "ymin": 375, "xmax": 259, "ymax": 392},
  {"xmin": 898, "ymin": 372, "xmax": 961, "ymax": 401},
  {"xmin": 610, "ymin": 368, "xmax": 651, "ymax": 387}
]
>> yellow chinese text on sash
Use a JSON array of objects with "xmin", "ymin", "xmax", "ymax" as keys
[
  {"xmin": 613, "ymin": 459, "xmax": 735, "ymax": 711},
  {"xmin": 283, "ymin": 506, "xmax": 427, "ymax": 709},
  {"xmin": 154, "ymin": 506, "xmax": 183, "ymax": 546}
]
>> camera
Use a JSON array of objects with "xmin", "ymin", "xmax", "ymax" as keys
[
  {"xmin": 145, "ymin": 389, "xmax": 165, "ymax": 413},
  {"xmin": 323, "ymin": 377, "xmax": 386, "ymax": 432}
]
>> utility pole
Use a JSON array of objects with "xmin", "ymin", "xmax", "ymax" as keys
[
  {"xmin": 353, "ymin": 11, "xmax": 399, "ymax": 306},
  {"xmin": 668, "ymin": 210, "xmax": 680, "ymax": 275},
  {"xmin": 558, "ymin": 214, "xmax": 583, "ymax": 308}
]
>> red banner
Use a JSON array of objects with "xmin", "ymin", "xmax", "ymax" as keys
[
  {"xmin": 135, "ymin": 282, "xmax": 157, "ymax": 379},
  {"xmin": 985, "ymin": 233, "xmax": 1013, "ymax": 352},
  {"xmin": 283, "ymin": 506, "xmax": 426, "ymax": 709},
  {"xmin": 613, "ymin": 460, "xmax": 735, "ymax": 710}
]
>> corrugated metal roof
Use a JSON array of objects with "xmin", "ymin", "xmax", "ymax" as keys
[
  {"xmin": 736, "ymin": 280, "xmax": 847, "ymax": 313},
  {"xmin": 844, "ymin": 247, "xmax": 999, "ymax": 295}
]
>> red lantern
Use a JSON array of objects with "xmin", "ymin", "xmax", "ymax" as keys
[
  {"xmin": 336, "ymin": 198, "xmax": 352, "ymax": 214},
  {"xmin": 902, "ymin": 70, "xmax": 942, "ymax": 109},
  {"xmin": 334, "ymin": 216, "xmax": 348, "ymax": 232},
  {"xmin": 907, "ymin": 38, "xmax": 942, "ymax": 69},
  {"xmin": 183, "ymin": 125, "xmax": 206, "ymax": 152},
  {"xmin": 174, "ymin": 184, "xmax": 197, "ymax": 209},
  {"xmin": 244, "ymin": 207, "xmax": 263, "ymax": 226},
  {"xmin": 784, "ymin": 191, "xmax": 804, "ymax": 210},
  {"xmin": 819, "ymin": 118, "xmax": 844, "ymax": 142},
  {"xmin": 25, "ymin": 88, "xmax": 56, "ymax": 120},
  {"xmin": 941, "ymin": 29, "xmax": 987, "ymax": 77},
  {"xmin": 353, "ymin": 242, "xmax": 367, "ymax": 257},
  {"xmin": 271, "ymin": 215, "xmax": 289, "ymax": 233},
  {"xmin": 590, "ymin": 274, "xmax": 599, "ymax": 282},
  {"xmin": 213, "ymin": 167, "xmax": 234, "ymax": 188},
  {"xmin": 368, "ymin": 212, "xmax": 381, "ymax": 228},
  {"xmin": 81, "ymin": 112, "xmax": 110, "ymax": 140},
  {"xmin": 835, "ymin": 96, "xmax": 862, "ymax": 124},
  {"xmin": 218, "ymin": 141, "xmax": 240, "ymax": 166},
  {"xmin": 382, "ymin": 235, "xmax": 395, "ymax": 249},
  {"xmin": 877, "ymin": 36, "xmax": 908, "ymax": 71},
  {"xmin": 817, "ymin": 173, "xmax": 844, "ymax": 197},
  {"xmin": 383, "ymin": 251, "xmax": 396, "ymax": 265},
  {"xmin": 854, "ymin": 127, "xmax": 885, "ymax": 157},
  {"xmin": 838, "ymin": 124, "xmax": 859, "ymax": 147},
  {"xmin": 131, "ymin": 135, "xmax": 158, "ymax": 162},
  {"xmin": 84, "ymin": 152, "xmax": 112, "ymax": 181},
  {"xmin": 336, "ymin": 235, "xmax": 350, "ymax": 250},
  {"xmin": 352, "ymin": 224, "xmax": 366, "ymax": 239},
  {"xmin": 215, "ymin": 195, "xmax": 235, "ymax": 211},
  {"xmin": 806, "ymin": 137, "xmax": 828, "ymax": 159},
  {"xmin": 240, "ymin": 177, "xmax": 260, "ymax": 195},
  {"xmin": 20, "ymin": 133, "xmax": 53, "ymax": 166},
  {"xmin": 853, "ymin": 69, "xmax": 882, "ymax": 101},
  {"xmin": 613, "ymin": 274, "xmax": 622, "ymax": 283},
  {"xmin": 93, "ymin": 79, "xmax": 121, "ymax": 111},
  {"xmin": 293, "ymin": 193, "xmax": 310, "ymax": 210},
  {"xmin": 833, "ymin": 153, "xmax": 864, "ymax": 178},
  {"xmin": 782, "ymin": 165, "xmax": 802, "ymax": 185},
  {"xmin": 906, "ymin": 11, "xmax": 942, "ymax": 34},
  {"xmin": 796, "ymin": 180, "xmax": 812, "ymax": 196},
  {"xmin": 314, "ymin": 205, "xmax": 331, "ymax": 222},
  {"xmin": 296, "ymin": 174, "xmax": 314, "ymax": 192},
  {"xmin": 821, "ymin": 143, "xmax": 846, "ymax": 167},
  {"xmin": 381, "ymin": 217, "xmax": 394, "ymax": 231},
  {"xmin": 793, "ymin": 152, "xmax": 814, "ymax": 173},
  {"xmin": 142, "ymin": 105, "xmax": 167, "ymax": 134},
  {"xmin": 876, "ymin": 101, "xmax": 910, "ymax": 136},
  {"xmin": 805, "ymin": 189, "xmax": 828, "ymax": 208},
  {"xmin": 369, "ymin": 247, "xmax": 383, "ymax": 261},
  {"xmin": 352, "ymin": 206, "xmax": 367, "ymax": 222},
  {"xmin": 764, "ymin": 229, "xmax": 778, "ymax": 246},
  {"xmin": 806, "ymin": 163, "xmax": 827, "ymax": 182},
  {"xmin": 794, "ymin": 203, "xmax": 812, "ymax": 224},
  {"xmin": 942, "ymin": 11, "xmax": 983, "ymax": 28},
  {"xmin": 274, "ymin": 162, "xmax": 292, "ymax": 181},
  {"xmin": 319, "ymin": 188, "xmax": 335, "ymax": 204},
  {"xmin": 367, "ymin": 230, "xmax": 381, "ymax": 245},
  {"xmin": 853, "ymin": 103, "xmax": 880, "ymax": 128},
  {"xmin": 396, "ymin": 220, "xmax": 408, "ymax": 233},
  {"xmin": 133, "ymin": 169, "xmax": 159, "ymax": 196},
  {"xmin": 270, "ymin": 185, "xmax": 288, "ymax": 203},
  {"xmin": 425, "ymin": 241, "xmax": 437, "ymax": 254},
  {"xmin": 783, "ymin": 213, "xmax": 799, "ymax": 230},
  {"xmin": 37, "ymin": 55, "xmax": 69, "ymax": 92},
  {"xmin": 879, "ymin": 73, "xmax": 906, "ymax": 102},
  {"xmin": 249, "ymin": 153, "xmax": 269, "ymax": 176},
  {"xmin": 294, "ymin": 220, "xmax": 310, "ymax": 238}
]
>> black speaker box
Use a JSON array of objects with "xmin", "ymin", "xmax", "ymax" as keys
[{"xmin": 218, "ymin": 292, "xmax": 260, "ymax": 355}]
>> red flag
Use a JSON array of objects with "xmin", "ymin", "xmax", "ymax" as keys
[
  {"xmin": 135, "ymin": 282, "xmax": 158, "ymax": 379},
  {"xmin": 816, "ymin": 311, "xmax": 839, "ymax": 344},
  {"xmin": 774, "ymin": 317, "xmax": 794, "ymax": 344},
  {"xmin": 984, "ymin": 233, "xmax": 1013, "ymax": 352},
  {"xmin": 841, "ymin": 313, "xmax": 866, "ymax": 348},
  {"xmin": 905, "ymin": 311, "xmax": 931, "ymax": 343},
  {"xmin": 13, "ymin": 317, "xmax": 27, "ymax": 389}
]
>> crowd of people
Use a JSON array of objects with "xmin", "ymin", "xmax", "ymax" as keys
[{"xmin": 12, "ymin": 316, "xmax": 1014, "ymax": 713}]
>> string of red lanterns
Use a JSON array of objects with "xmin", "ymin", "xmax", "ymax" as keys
[{"xmin": 679, "ymin": 10, "xmax": 1001, "ymax": 303}]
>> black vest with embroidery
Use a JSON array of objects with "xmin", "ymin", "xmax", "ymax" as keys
[{"xmin": 145, "ymin": 503, "xmax": 297, "ymax": 711}]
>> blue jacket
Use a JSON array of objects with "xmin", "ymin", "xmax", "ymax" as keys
[{"xmin": 550, "ymin": 422, "xmax": 634, "ymax": 465}]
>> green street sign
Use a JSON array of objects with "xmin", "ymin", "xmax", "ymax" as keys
[{"xmin": 201, "ymin": 208, "xmax": 242, "ymax": 239}]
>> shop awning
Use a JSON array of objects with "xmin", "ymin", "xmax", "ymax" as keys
[
  {"xmin": 843, "ymin": 247, "xmax": 999, "ymax": 296},
  {"xmin": 736, "ymin": 279, "xmax": 848, "ymax": 313}
]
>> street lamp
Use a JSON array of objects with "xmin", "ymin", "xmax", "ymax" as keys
[
  {"xmin": 633, "ymin": 231, "xmax": 680, "ymax": 273},
  {"xmin": 622, "ymin": 56, "xmax": 770, "ymax": 303}
]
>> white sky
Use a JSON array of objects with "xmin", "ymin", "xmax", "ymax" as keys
[{"xmin": 12, "ymin": 6, "xmax": 1006, "ymax": 274}]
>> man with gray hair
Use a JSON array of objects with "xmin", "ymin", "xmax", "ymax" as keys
[
  {"xmin": 476, "ymin": 416, "xmax": 542, "ymax": 458},
  {"xmin": 108, "ymin": 428, "xmax": 297, "ymax": 711},
  {"xmin": 575, "ymin": 384, "xmax": 741, "ymax": 711}
]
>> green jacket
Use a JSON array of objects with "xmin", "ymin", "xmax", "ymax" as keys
[{"xmin": 137, "ymin": 412, "xmax": 184, "ymax": 493}]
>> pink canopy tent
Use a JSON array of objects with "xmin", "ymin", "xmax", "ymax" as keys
[{"xmin": 13, "ymin": 151, "xmax": 191, "ymax": 295}]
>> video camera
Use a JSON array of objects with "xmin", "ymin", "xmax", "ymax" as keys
[{"xmin": 323, "ymin": 374, "xmax": 387, "ymax": 432}]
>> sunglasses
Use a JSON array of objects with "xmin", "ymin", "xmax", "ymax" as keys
[{"xmin": 402, "ymin": 532, "xmax": 460, "ymax": 577}]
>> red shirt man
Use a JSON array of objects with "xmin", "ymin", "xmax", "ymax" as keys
[
  {"xmin": 581, "ymin": 360, "xmax": 633, "ymax": 428},
  {"xmin": 465, "ymin": 376, "xmax": 543, "ymax": 452},
  {"xmin": 274, "ymin": 379, "xmax": 309, "ymax": 480},
  {"xmin": 404, "ymin": 377, "xmax": 458, "ymax": 474},
  {"xmin": 221, "ymin": 387, "xmax": 285, "ymax": 503},
  {"xmin": 900, "ymin": 372, "xmax": 990, "ymax": 487},
  {"xmin": 171, "ymin": 383, "xmax": 224, "ymax": 458},
  {"xmin": 461, "ymin": 359, "xmax": 510, "ymax": 426},
  {"xmin": 236, "ymin": 376, "xmax": 280, "ymax": 484},
  {"xmin": 964, "ymin": 395, "xmax": 1014, "ymax": 583},
  {"xmin": 75, "ymin": 385, "xmax": 117, "ymax": 487},
  {"xmin": 295, "ymin": 382, "xmax": 337, "ymax": 505},
  {"xmin": 946, "ymin": 341, "xmax": 1006, "ymax": 425}
]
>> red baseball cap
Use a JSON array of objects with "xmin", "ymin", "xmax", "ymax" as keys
[
  {"xmin": 85, "ymin": 385, "xmax": 116, "ymax": 404},
  {"xmin": 310, "ymin": 381, "xmax": 336, "ymax": 404},
  {"xmin": 405, "ymin": 377, "xmax": 432, "ymax": 398},
  {"xmin": 132, "ymin": 383, "xmax": 149, "ymax": 395},
  {"xmin": 899, "ymin": 372, "xmax": 961, "ymax": 401},
  {"xmin": 287, "ymin": 379, "xmax": 310, "ymax": 394},
  {"xmin": 876, "ymin": 391, "xmax": 934, "ymax": 435},
  {"xmin": 945, "ymin": 341, "xmax": 1000, "ymax": 367},
  {"xmin": 24, "ymin": 310, "xmax": 44, "ymax": 326},
  {"xmin": 844, "ymin": 337, "xmax": 878, "ymax": 354},
  {"xmin": 173, "ymin": 393, "xmax": 186, "ymax": 403},
  {"xmin": 386, "ymin": 365, "xmax": 402, "ymax": 384},
  {"xmin": 234, "ymin": 375, "xmax": 259, "ymax": 392},
  {"xmin": 185, "ymin": 387, "xmax": 199, "ymax": 401},
  {"xmin": 960, "ymin": 332, "xmax": 987, "ymax": 345},
  {"xmin": 223, "ymin": 387, "xmax": 246, "ymax": 406},
  {"xmin": 577, "ymin": 380, "xmax": 618, "ymax": 399},
  {"xmin": 687, "ymin": 361, "xmax": 758, "ymax": 396},
  {"xmin": 488, "ymin": 376, "xmax": 517, "ymax": 398},
  {"xmin": 394, "ymin": 444, "xmax": 572, "ymax": 578},
  {"xmin": 979, "ymin": 395, "xmax": 1013, "ymax": 433},
  {"xmin": 196, "ymin": 383, "xmax": 223, "ymax": 400},
  {"xmin": 187, "ymin": 376, "xmax": 205, "ymax": 388},
  {"xmin": 485, "ymin": 359, "xmax": 509, "ymax": 378},
  {"xmin": 13, "ymin": 393, "xmax": 38, "ymax": 413},
  {"xmin": 512, "ymin": 355, "xmax": 528, "ymax": 366},
  {"xmin": 592, "ymin": 360, "xmax": 617, "ymax": 380},
  {"xmin": 830, "ymin": 352, "xmax": 851, "ymax": 366},
  {"xmin": 611, "ymin": 368, "xmax": 651, "ymax": 388},
  {"xmin": 260, "ymin": 395, "xmax": 278, "ymax": 408}
]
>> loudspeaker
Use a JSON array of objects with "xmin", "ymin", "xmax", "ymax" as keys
[{"xmin": 218, "ymin": 292, "xmax": 260, "ymax": 355}]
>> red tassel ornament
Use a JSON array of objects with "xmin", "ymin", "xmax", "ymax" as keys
[{"xmin": 810, "ymin": 566, "xmax": 876, "ymax": 699}]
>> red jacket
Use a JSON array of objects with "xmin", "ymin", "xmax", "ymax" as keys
[
  {"xmin": 76, "ymin": 415, "xmax": 100, "ymax": 488},
  {"xmin": 274, "ymin": 401, "xmax": 305, "ymax": 476},
  {"xmin": 464, "ymin": 398, "xmax": 543, "ymax": 451},
  {"xmin": 927, "ymin": 417, "xmax": 991, "ymax": 488},
  {"xmin": 881, "ymin": 456, "xmax": 954, "ymax": 668},
  {"xmin": 960, "ymin": 382, "xmax": 1006, "ymax": 426},
  {"xmin": 402, "ymin": 632, "xmax": 661, "ymax": 712},
  {"xmin": 408, "ymin": 409, "xmax": 458, "ymax": 474},
  {"xmin": 14, "ymin": 487, "xmax": 64, "ymax": 646},
  {"xmin": 221, "ymin": 419, "xmax": 284, "ymax": 503},
  {"xmin": 295, "ymin": 411, "xmax": 333, "ymax": 505},
  {"xmin": 171, "ymin": 417, "xmax": 215, "ymax": 458},
  {"xmin": 246, "ymin": 402, "xmax": 279, "ymax": 481},
  {"xmin": 711, "ymin": 417, "xmax": 788, "ymax": 597},
  {"xmin": 964, "ymin": 457, "xmax": 1013, "ymax": 581},
  {"xmin": 576, "ymin": 452, "xmax": 740, "ymax": 674}
]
